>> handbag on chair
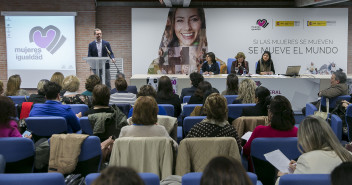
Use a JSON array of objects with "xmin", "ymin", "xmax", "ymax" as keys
[{"xmin": 314, "ymin": 98, "xmax": 329, "ymax": 120}]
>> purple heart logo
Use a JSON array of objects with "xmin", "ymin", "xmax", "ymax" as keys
[
  {"xmin": 257, "ymin": 19, "xmax": 267, "ymax": 27},
  {"xmin": 33, "ymin": 29, "xmax": 56, "ymax": 48}
]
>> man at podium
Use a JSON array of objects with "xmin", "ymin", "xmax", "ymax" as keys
[{"xmin": 88, "ymin": 28, "xmax": 115, "ymax": 89}]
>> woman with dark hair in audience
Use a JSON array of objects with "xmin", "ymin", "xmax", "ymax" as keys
[
  {"xmin": 180, "ymin": 72, "xmax": 204, "ymax": 102},
  {"xmin": 92, "ymin": 166, "xmax": 145, "ymax": 185},
  {"xmin": 256, "ymin": 51, "xmax": 275, "ymax": 75},
  {"xmin": 127, "ymin": 85, "xmax": 167, "ymax": 118},
  {"xmin": 5, "ymin": 74, "xmax": 28, "ymax": 96},
  {"xmin": 27, "ymin": 79, "xmax": 49, "ymax": 103},
  {"xmin": 190, "ymin": 88, "xmax": 218, "ymax": 116},
  {"xmin": 156, "ymin": 76, "xmax": 181, "ymax": 117},
  {"xmin": 82, "ymin": 74, "xmax": 100, "ymax": 96},
  {"xmin": 243, "ymin": 95, "xmax": 298, "ymax": 156},
  {"xmin": 188, "ymin": 81, "xmax": 213, "ymax": 104},
  {"xmin": 241, "ymin": 86, "xmax": 271, "ymax": 116},
  {"xmin": 201, "ymin": 156, "xmax": 253, "ymax": 185},
  {"xmin": 232, "ymin": 79, "xmax": 256, "ymax": 104},
  {"xmin": 221, "ymin": 73, "xmax": 239, "ymax": 95},
  {"xmin": 119, "ymin": 96, "xmax": 177, "ymax": 147},
  {"xmin": 201, "ymin": 52, "xmax": 220, "ymax": 75},
  {"xmin": 331, "ymin": 162, "xmax": 352, "ymax": 185},
  {"xmin": 0, "ymin": 96, "xmax": 22, "ymax": 137},
  {"xmin": 186, "ymin": 93, "xmax": 241, "ymax": 152}
]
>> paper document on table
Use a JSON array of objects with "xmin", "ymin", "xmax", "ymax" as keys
[
  {"xmin": 241, "ymin": 131, "xmax": 252, "ymax": 140},
  {"xmin": 264, "ymin": 149, "xmax": 292, "ymax": 174}
]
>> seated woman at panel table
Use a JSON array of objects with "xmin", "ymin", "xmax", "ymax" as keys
[
  {"xmin": 241, "ymin": 86, "xmax": 271, "ymax": 117},
  {"xmin": 119, "ymin": 96, "xmax": 178, "ymax": 148},
  {"xmin": 243, "ymin": 95, "xmax": 298, "ymax": 157},
  {"xmin": 276, "ymin": 115, "xmax": 352, "ymax": 184},
  {"xmin": 256, "ymin": 51, "xmax": 275, "ymax": 75},
  {"xmin": 186, "ymin": 93, "xmax": 242, "ymax": 152},
  {"xmin": 201, "ymin": 52, "xmax": 220, "ymax": 75},
  {"xmin": 230, "ymin": 52, "xmax": 249, "ymax": 75},
  {"xmin": 232, "ymin": 79, "xmax": 256, "ymax": 104}
]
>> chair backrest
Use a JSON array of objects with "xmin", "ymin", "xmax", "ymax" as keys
[
  {"xmin": 127, "ymin": 85, "xmax": 138, "ymax": 94},
  {"xmin": 345, "ymin": 104, "xmax": 352, "ymax": 141},
  {"xmin": 278, "ymin": 174, "xmax": 331, "ymax": 185},
  {"xmin": 109, "ymin": 137, "xmax": 173, "ymax": 180},
  {"xmin": 250, "ymin": 137, "xmax": 300, "ymax": 185},
  {"xmin": 321, "ymin": 95, "xmax": 351, "ymax": 109},
  {"xmin": 26, "ymin": 116, "xmax": 67, "ymax": 138},
  {"xmin": 0, "ymin": 154, "xmax": 5, "ymax": 173},
  {"xmin": 0, "ymin": 137, "xmax": 35, "ymax": 173},
  {"xmin": 227, "ymin": 58, "xmax": 236, "ymax": 74},
  {"xmin": 183, "ymin": 116, "xmax": 206, "ymax": 136},
  {"xmin": 182, "ymin": 172, "xmax": 258, "ymax": 185},
  {"xmin": 76, "ymin": 136, "xmax": 102, "ymax": 176},
  {"xmin": 224, "ymin": 95, "xmax": 238, "ymax": 105},
  {"xmin": 85, "ymin": 172, "xmax": 160, "ymax": 185},
  {"xmin": 158, "ymin": 104, "xmax": 175, "ymax": 117},
  {"xmin": 183, "ymin": 104, "xmax": 203, "ymax": 117},
  {"xmin": 69, "ymin": 104, "xmax": 89, "ymax": 115},
  {"xmin": 115, "ymin": 103, "xmax": 132, "ymax": 117},
  {"xmin": 176, "ymin": 137, "xmax": 241, "ymax": 176},
  {"xmin": 0, "ymin": 172, "xmax": 65, "ymax": 185},
  {"xmin": 8, "ymin": 96, "xmax": 27, "ymax": 105},
  {"xmin": 255, "ymin": 61, "xmax": 258, "ymax": 71},
  {"xmin": 330, "ymin": 114, "xmax": 342, "ymax": 141},
  {"xmin": 228, "ymin": 104, "xmax": 256, "ymax": 120},
  {"xmin": 183, "ymin": 96, "xmax": 191, "ymax": 103},
  {"xmin": 79, "ymin": 117, "xmax": 93, "ymax": 135}
]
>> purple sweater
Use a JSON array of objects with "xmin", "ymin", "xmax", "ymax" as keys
[{"xmin": 0, "ymin": 120, "xmax": 22, "ymax": 138}]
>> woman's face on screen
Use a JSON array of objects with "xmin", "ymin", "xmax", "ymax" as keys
[{"xmin": 174, "ymin": 8, "xmax": 202, "ymax": 46}]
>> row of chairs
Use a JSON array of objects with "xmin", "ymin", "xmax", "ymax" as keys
[{"xmin": 183, "ymin": 95, "xmax": 238, "ymax": 104}]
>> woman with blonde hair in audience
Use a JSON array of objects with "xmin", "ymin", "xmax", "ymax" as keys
[
  {"xmin": 232, "ymin": 78, "xmax": 256, "ymax": 104},
  {"xmin": 201, "ymin": 156, "xmax": 253, "ymax": 185},
  {"xmin": 5, "ymin": 74, "xmax": 28, "ymax": 96},
  {"xmin": 0, "ymin": 80, "xmax": 4, "ymax": 96},
  {"xmin": 186, "ymin": 93, "xmax": 241, "ymax": 152},
  {"xmin": 61, "ymin": 75, "xmax": 89, "ymax": 105}
]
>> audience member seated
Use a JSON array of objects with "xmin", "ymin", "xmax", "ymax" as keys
[
  {"xmin": 127, "ymin": 85, "xmax": 167, "ymax": 118},
  {"xmin": 119, "ymin": 96, "xmax": 177, "ymax": 147},
  {"xmin": 109, "ymin": 78, "xmax": 136, "ymax": 105},
  {"xmin": 201, "ymin": 52, "xmax": 220, "ymax": 75},
  {"xmin": 188, "ymin": 81, "xmax": 212, "ymax": 104},
  {"xmin": 190, "ymin": 88, "xmax": 218, "ymax": 116},
  {"xmin": 50, "ymin": 72, "xmax": 65, "ymax": 96},
  {"xmin": 156, "ymin": 76, "xmax": 181, "ymax": 117},
  {"xmin": 243, "ymin": 95, "xmax": 298, "ymax": 157},
  {"xmin": 302, "ymin": 69, "xmax": 348, "ymax": 114},
  {"xmin": 27, "ymin": 79, "xmax": 49, "ymax": 103},
  {"xmin": 230, "ymin": 52, "xmax": 249, "ymax": 75},
  {"xmin": 256, "ymin": 50, "xmax": 275, "ymax": 75},
  {"xmin": 180, "ymin": 72, "xmax": 204, "ymax": 102},
  {"xmin": 4, "ymin": 74, "xmax": 28, "ymax": 96},
  {"xmin": 241, "ymin": 86, "xmax": 271, "ymax": 116},
  {"xmin": 110, "ymin": 73, "xmax": 136, "ymax": 95},
  {"xmin": 61, "ymin": 75, "xmax": 90, "ymax": 105},
  {"xmin": 0, "ymin": 80, "xmax": 3, "ymax": 96},
  {"xmin": 0, "ymin": 96, "xmax": 22, "ymax": 137},
  {"xmin": 186, "ymin": 93, "xmax": 241, "ymax": 152},
  {"xmin": 91, "ymin": 166, "xmax": 144, "ymax": 185},
  {"xmin": 82, "ymin": 74, "xmax": 100, "ymax": 96},
  {"xmin": 201, "ymin": 156, "xmax": 252, "ymax": 185},
  {"xmin": 232, "ymin": 79, "xmax": 256, "ymax": 104},
  {"xmin": 85, "ymin": 84, "xmax": 128, "ymax": 141},
  {"xmin": 221, "ymin": 73, "xmax": 238, "ymax": 95},
  {"xmin": 277, "ymin": 116, "xmax": 352, "ymax": 183},
  {"xmin": 331, "ymin": 162, "xmax": 352, "ymax": 185},
  {"xmin": 29, "ymin": 81, "xmax": 81, "ymax": 133}
]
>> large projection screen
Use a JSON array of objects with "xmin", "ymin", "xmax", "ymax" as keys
[{"xmin": 2, "ymin": 12, "xmax": 76, "ymax": 88}]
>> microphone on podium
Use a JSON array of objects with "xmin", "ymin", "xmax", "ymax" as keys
[{"xmin": 104, "ymin": 45, "xmax": 121, "ymax": 73}]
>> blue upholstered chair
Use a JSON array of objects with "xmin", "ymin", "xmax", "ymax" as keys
[
  {"xmin": 305, "ymin": 95, "xmax": 351, "ymax": 116},
  {"xmin": 0, "ymin": 137, "xmax": 35, "ymax": 173},
  {"xmin": 86, "ymin": 172, "xmax": 160, "ymax": 185},
  {"xmin": 330, "ymin": 114, "xmax": 342, "ymax": 141},
  {"xmin": 224, "ymin": 95, "xmax": 238, "ymax": 105},
  {"xmin": 115, "ymin": 103, "xmax": 132, "ymax": 117},
  {"xmin": 127, "ymin": 85, "xmax": 138, "ymax": 94},
  {"xmin": 278, "ymin": 174, "xmax": 331, "ymax": 185},
  {"xmin": 69, "ymin": 104, "xmax": 89, "ymax": 115},
  {"xmin": 158, "ymin": 104, "xmax": 174, "ymax": 117},
  {"xmin": 183, "ymin": 96, "xmax": 191, "ymax": 103},
  {"xmin": 345, "ymin": 104, "xmax": 352, "ymax": 141},
  {"xmin": 25, "ymin": 116, "xmax": 67, "ymax": 141},
  {"xmin": 250, "ymin": 137, "xmax": 300, "ymax": 185},
  {"xmin": 182, "ymin": 172, "xmax": 259, "ymax": 185},
  {"xmin": 228, "ymin": 104, "xmax": 255, "ymax": 120},
  {"xmin": 227, "ymin": 58, "xmax": 236, "ymax": 74},
  {"xmin": 8, "ymin": 96, "xmax": 27, "ymax": 105},
  {"xmin": 183, "ymin": 116, "xmax": 206, "ymax": 136},
  {"xmin": 182, "ymin": 104, "xmax": 203, "ymax": 117},
  {"xmin": 79, "ymin": 117, "xmax": 93, "ymax": 135},
  {"xmin": 0, "ymin": 173, "xmax": 65, "ymax": 185},
  {"xmin": 0, "ymin": 154, "xmax": 5, "ymax": 173}
]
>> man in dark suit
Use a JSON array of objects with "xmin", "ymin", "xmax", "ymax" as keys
[{"xmin": 88, "ymin": 28, "xmax": 117, "ymax": 89}]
